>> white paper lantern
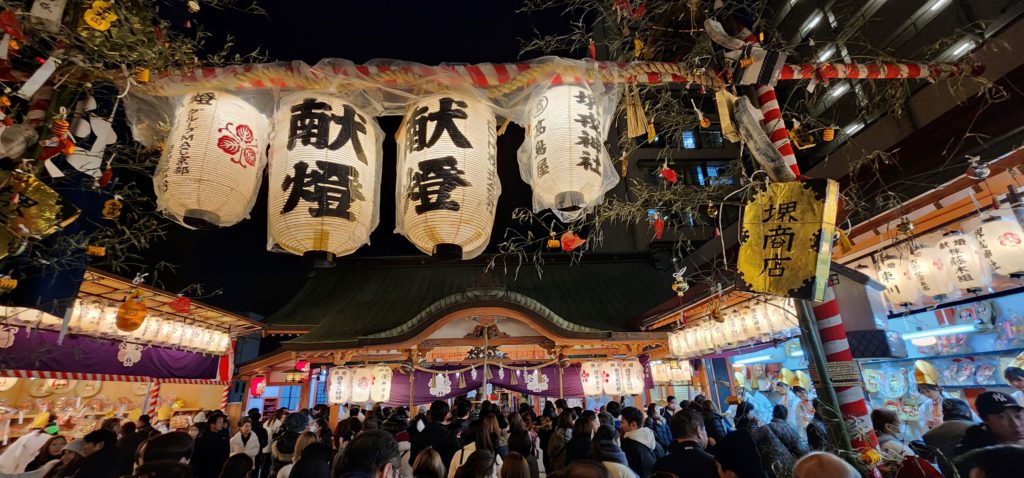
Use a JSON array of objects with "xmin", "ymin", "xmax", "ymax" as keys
[
  {"xmin": 937, "ymin": 231, "xmax": 992, "ymax": 291},
  {"xmin": 217, "ymin": 333, "xmax": 231, "ymax": 354},
  {"xmin": 167, "ymin": 322, "xmax": 184, "ymax": 347},
  {"xmin": 141, "ymin": 316, "xmax": 163, "ymax": 343},
  {"xmin": 370, "ymin": 365, "xmax": 392, "ymax": 402},
  {"xmin": 351, "ymin": 366, "xmax": 373, "ymax": 403},
  {"xmin": 599, "ymin": 361, "xmax": 624, "ymax": 396},
  {"xmin": 669, "ymin": 361, "xmax": 692, "ymax": 382},
  {"xmin": 910, "ymin": 246, "xmax": 957, "ymax": 298},
  {"xmin": 396, "ymin": 94, "xmax": 499, "ymax": 259},
  {"xmin": 328, "ymin": 367, "xmax": 352, "ymax": 404},
  {"xmin": 975, "ymin": 216, "xmax": 1024, "ymax": 277},
  {"xmin": 877, "ymin": 253, "xmax": 922, "ymax": 306},
  {"xmin": 580, "ymin": 361, "xmax": 603, "ymax": 396},
  {"xmin": 651, "ymin": 363, "xmax": 670, "ymax": 384},
  {"xmin": 154, "ymin": 91, "xmax": 269, "ymax": 228},
  {"xmin": 268, "ymin": 92, "xmax": 383, "ymax": 262},
  {"xmin": 520, "ymin": 84, "xmax": 618, "ymax": 221},
  {"xmin": 74, "ymin": 301, "xmax": 104, "ymax": 333},
  {"xmin": 620, "ymin": 359, "xmax": 644, "ymax": 395}
]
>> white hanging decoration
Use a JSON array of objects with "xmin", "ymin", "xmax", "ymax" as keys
[
  {"xmin": 974, "ymin": 216, "xmax": 1024, "ymax": 277},
  {"xmin": 526, "ymin": 369, "xmax": 549, "ymax": 392},
  {"xmin": 620, "ymin": 359, "xmax": 645, "ymax": 395},
  {"xmin": 117, "ymin": 343, "xmax": 144, "ymax": 367},
  {"xmin": 268, "ymin": 92, "xmax": 384, "ymax": 263},
  {"xmin": 876, "ymin": 253, "xmax": 922, "ymax": 306},
  {"xmin": 600, "ymin": 360, "xmax": 624, "ymax": 396},
  {"xmin": 429, "ymin": 372, "xmax": 452, "ymax": 397},
  {"xmin": 937, "ymin": 231, "xmax": 992, "ymax": 291},
  {"xmin": 518, "ymin": 82, "xmax": 620, "ymax": 221},
  {"xmin": 0, "ymin": 325, "xmax": 17, "ymax": 348},
  {"xmin": 580, "ymin": 361, "xmax": 603, "ymax": 396},
  {"xmin": 396, "ymin": 94, "xmax": 499, "ymax": 259},
  {"xmin": 910, "ymin": 246, "xmax": 957, "ymax": 299},
  {"xmin": 154, "ymin": 91, "xmax": 270, "ymax": 228},
  {"xmin": 327, "ymin": 367, "xmax": 353, "ymax": 404},
  {"xmin": 369, "ymin": 365, "xmax": 392, "ymax": 402},
  {"xmin": 351, "ymin": 366, "xmax": 373, "ymax": 402},
  {"xmin": 64, "ymin": 94, "xmax": 117, "ymax": 178}
]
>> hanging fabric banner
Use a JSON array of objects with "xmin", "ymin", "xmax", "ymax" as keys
[{"xmin": 737, "ymin": 179, "xmax": 839, "ymax": 301}]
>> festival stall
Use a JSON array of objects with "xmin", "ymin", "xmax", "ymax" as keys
[{"xmin": 0, "ymin": 269, "xmax": 260, "ymax": 441}]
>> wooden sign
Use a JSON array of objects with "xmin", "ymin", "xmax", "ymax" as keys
[{"xmin": 737, "ymin": 179, "xmax": 839, "ymax": 301}]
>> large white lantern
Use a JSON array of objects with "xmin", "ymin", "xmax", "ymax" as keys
[
  {"xmin": 580, "ymin": 361, "xmax": 603, "ymax": 396},
  {"xmin": 620, "ymin": 359, "xmax": 645, "ymax": 395},
  {"xmin": 651, "ymin": 363, "xmax": 670, "ymax": 384},
  {"xmin": 154, "ymin": 91, "xmax": 270, "ymax": 228},
  {"xmin": 877, "ymin": 253, "xmax": 922, "ymax": 306},
  {"xmin": 351, "ymin": 366, "xmax": 373, "ymax": 403},
  {"xmin": 396, "ymin": 94, "xmax": 499, "ymax": 259},
  {"xmin": 910, "ymin": 246, "xmax": 957, "ymax": 298},
  {"xmin": 268, "ymin": 92, "xmax": 383, "ymax": 264},
  {"xmin": 328, "ymin": 367, "xmax": 353, "ymax": 404},
  {"xmin": 599, "ymin": 361, "xmax": 624, "ymax": 396},
  {"xmin": 975, "ymin": 216, "xmax": 1024, "ymax": 277},
  {"xmin": 370, "ymin": 365, "xmax": 392, "ymax": 402},
  {"xmin": 937, "ymin": 231, "xmax": 992, "ymax": 291},
  {"xmin": 519, "ymin": 83, "xmax": 618, "ymax": 221}
]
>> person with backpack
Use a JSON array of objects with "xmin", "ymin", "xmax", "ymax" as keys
[{"xmin": 644, "ymin": 404, "xmax": 673, "ymax": 450}]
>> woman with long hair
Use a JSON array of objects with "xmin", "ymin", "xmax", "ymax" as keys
[
  {"xmin": 543, "ymin": 411, "xmax": 573, "ymax": 474},
  {"xmin": 276, "ymin": 431, "xmax": 317, "ymax": 478},
  {"xmin": 454, "ymin": 450, "xmax": 499, "ymax": 478},
  {"xmin": 265, "ymin": 409, "xmax": 288, "ymax": 439},
  {"xmin": 498, "ymin": 453, "xmax": 530, "ymax": 478},
  {"xmin": 449, "ymin": 420, "xmax": 504, "ymax": 478},
  {"xmin": 218, "ymin": 454, "xmax": 254, "ymax": 478},
  {"xmin": 25, "ymin": 435, "xmax": 65, "ymax": 472}
]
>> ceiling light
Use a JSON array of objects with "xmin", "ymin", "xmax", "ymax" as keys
[
  {"xmin": 733, "ymin": 354, "xmax": 775, "ymax": 365},
  {"xmin": 830, "ymin": 83, "xmax": 849, "ymax": 98},
  {"xmin": 910, "ymin": 336, "xmax": 938, "ymax": 347},
  {"xmin": 843, "ymin": 122, "xmax": 864, "ymax": 136},
  {"xmin": 901, "ymin": 323, "xmax": 979, "ymax": 341},
  {"xmin": 817, "ymin": 47, "xmax": 836, "ymax": 62},
  {"xmin": 929, "ymin": 0, "xmax": 951, "ymax": 12},
  {"xmin": 802, "ymin": 13, "xmax": 823, "ymax": 34}
]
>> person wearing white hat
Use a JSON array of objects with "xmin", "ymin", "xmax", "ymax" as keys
[{"xmin": 0, "ymin": 413, "xmax": 56, "ymax": 474}]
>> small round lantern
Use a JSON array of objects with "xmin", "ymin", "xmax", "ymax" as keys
[
  {"xmin": 877, "ymin": 253, "xmax": 922, "ymax": 306},
  {"xmin": 910, "ymin": 246, "xmax": 957, "ymax": 299},
  {"xmin": 974, "ymin": 216, "xmax": 1024, "ymax": 277},
  {"xmin": 936, "ymin": 231, "xmax": 992, "ymax": 292},
  {"xmin": 116, "ymin": 299, "xmax": 148, "ymax": 332}
]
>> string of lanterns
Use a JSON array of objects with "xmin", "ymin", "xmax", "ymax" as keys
[
  {"xmin": 667, "ymin": 297, "xmax": 799, "ymax": 359},
  {"xmin": 56, "ymin": 299, "xmax": 231, "ymax": 355},
  {"xmin": 650, "ymin": 360, "xmax": 692, "ymax": 384},
  {"xmin": 866, "ymin": 213, "xmax": 1024, "ymax": 309},
  {"xmin": 579, "ymin": 359, "xmax": 645, "ymax": 397}
]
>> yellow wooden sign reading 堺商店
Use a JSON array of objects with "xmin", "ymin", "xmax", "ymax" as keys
[{"xmin": 737, "ymin": 179, "xmax": 839, "ymax": 301}]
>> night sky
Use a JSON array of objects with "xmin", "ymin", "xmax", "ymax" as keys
[{"xmin": 137, "ymin": 1, "xmax": 577, "ymax": 317}]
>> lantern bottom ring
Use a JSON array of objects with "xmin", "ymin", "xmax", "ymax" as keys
[
  {"xmin": 303, "ymin": 250, "xmax": 337, "ymax": 269},
  {"xmin": 183, "ymin": 209, "xmax": 221, "ymax": 230},
  {"xmin": 432, "ymin": 243, "xmax": 463, "ymax": 261},
  {"xmin": 555, "ymin": 191, "xmax": 585, "ymax": 212}
]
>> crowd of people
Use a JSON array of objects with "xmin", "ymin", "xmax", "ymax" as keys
[{"xmin": 0, "ymin": 392, "xmax": 1018, "ymax": 478}]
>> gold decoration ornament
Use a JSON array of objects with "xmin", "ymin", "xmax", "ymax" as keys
[
  {"xmin": 0, "ymin": 170, "xmax": 80, "ymax": 260},
  {"xmin": 83, "ymin": 1, "xmax": 118, "ymax": 31},
  {"xmin": 737, "ymin": 179, "xmax": 839, "ymax": 301},
  {"xmin": 914, "ymin": 360, "xmax": 940, "ymax": 386},
  {"xmin": 116, "ymin": 290, "xmax": 148, "ymax": 332},
  {"xmin": 101, "ymin": 197, "xmax": 122, "ymax": 219}
]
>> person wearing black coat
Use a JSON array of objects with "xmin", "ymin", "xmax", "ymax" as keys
[
  {"xmin": 651, "ymin": 409, "xmax": 717, "ymax": 478},
  {"xmin": 77, "ymin": 429, "xmax": 120, "ymax": 478},
  {"xmin": 408, "ymin": 401, "xmax": 462, "ymax": 471},
  {"xmin": 191, "ymin": 412, "xmax": 231, "ymax": 478},
  {"xmin": 619, "ymin": 407, "xmax": 665, "ymax": 478},
  {"xmin": 564, "ymin": 411, "xmax": 597, "ymax": 465},
  {"xmin": 700, "ymin": 400, "xmax": 730, "ymax": 447},
  {"xmin": 116, "ymin": 416, "xmax": 155, "ymax": 476}
]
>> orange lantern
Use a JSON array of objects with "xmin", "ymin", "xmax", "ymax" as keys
[{"xmin": 116, "ymin": 295, "xmax": 148, "ymax": 332}]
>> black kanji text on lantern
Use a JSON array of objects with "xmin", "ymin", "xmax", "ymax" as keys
[
  {"xmin": 407, "ymin": 97, "xmax": 472, "ymax": 151},
  {"xmin": 288, "ymin": 98, "xmax": 369, "ymax": 164},
  {"xmin": 408, "ymin": 156, "xmax": 472, "ymax": 214},
  {"xmin": 281, "ymin": 160, "xmax": 363, "ymax": 220}
]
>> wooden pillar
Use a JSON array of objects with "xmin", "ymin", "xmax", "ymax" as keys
[
  {"xmin": 644, "ymin": 388, "xmax": 652, "ymax": 408},
  {"xmin": 329, "ymin": 402, "xmax": 339, "ymax": 427},
  {"xmin": 299, "ymin": 379, "xmax": 312, "ymax": 410},
  {"xmin": 408, "ymin": 371, "xmax": 415, "ymax": 411}
]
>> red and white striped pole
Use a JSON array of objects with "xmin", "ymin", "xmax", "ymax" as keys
[
  {"xmin": 810, "ymin": 283, "xmax": 879, "ymax": 452},
  {"xmin": 220, "ymin": 383, "xmax": 230, "ymax": 412},
  {"xmin": 144, "ymin": 380, "xmax": 160, "ymax": 417}
]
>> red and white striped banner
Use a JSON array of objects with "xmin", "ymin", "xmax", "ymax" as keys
[
  {"xmin": 219, "ymin": 383, "xmax": 230, "ymax": 411},
  {"xmin": 811, "ymin": 283, "xmax": 879, "ymax": 451},
  {"xmin": 0, "ymin": 369, "xmax": 228, "ymax": 385}
]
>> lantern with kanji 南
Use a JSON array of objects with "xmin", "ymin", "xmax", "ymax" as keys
[
  {"xmin": 268, "ymin": 93, "xmax": 384, "ymax": 264},
  {"xmin": 877, "ymin": 252, "xmax": 922, "ymax": 307},
  {"xmin": 974, "ymin": 216, "xmax": 1024, "ymax": 277},
  {"xmin": 580, "ymin": 361, "xmax": 602, "ymax": 396},
  {"xmin": 620, "ymin": 359, "xmax": 644, "ymax": 395},
  {"xmin": 396, "ymin": 94, "xmax": 499, "ymax": 260},
  {"xmin": 153, "ymin": 91, "xmax": 270, "ymax": 229},
  {"xmin": 328, "ymin": 367, "xmax": 352, "ymax": 404},
  {"xmin": 910, "ymin": 245, "xmax": 957, "ymax": 299},
  {"xmin": 937, "ymin": 231, "xmax": 992, "ymax": 292},
  {"xmin": 518, "ymin": 81, "xmax": 619, "ymax": 221},
  {"xmin": 369, "ymin": 365, "xmax": 392, "ymax": 402},
  {"xmin": 351, "ymin": 366, "xmax": 373, "ymax": 403},
  {"xmin": 600, "ymin": 361, "xmax": 624, "ymax": 396}
]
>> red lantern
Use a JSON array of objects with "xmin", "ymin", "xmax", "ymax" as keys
[
  {"xmin": 169, "ymin": 296, "xmax": 192, "ymax": 314},
  {"xmin": 295, "ymin": 360, "xmax": 310, "ymax": 373},
  {"xmin": 250, "ymin": 375, "xmax": 266, "ymax": 398}
]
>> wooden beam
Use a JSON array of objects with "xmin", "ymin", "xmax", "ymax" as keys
[{"xmin": 419, "ymin": 336, "xmax": 554, "ymax": 348}]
